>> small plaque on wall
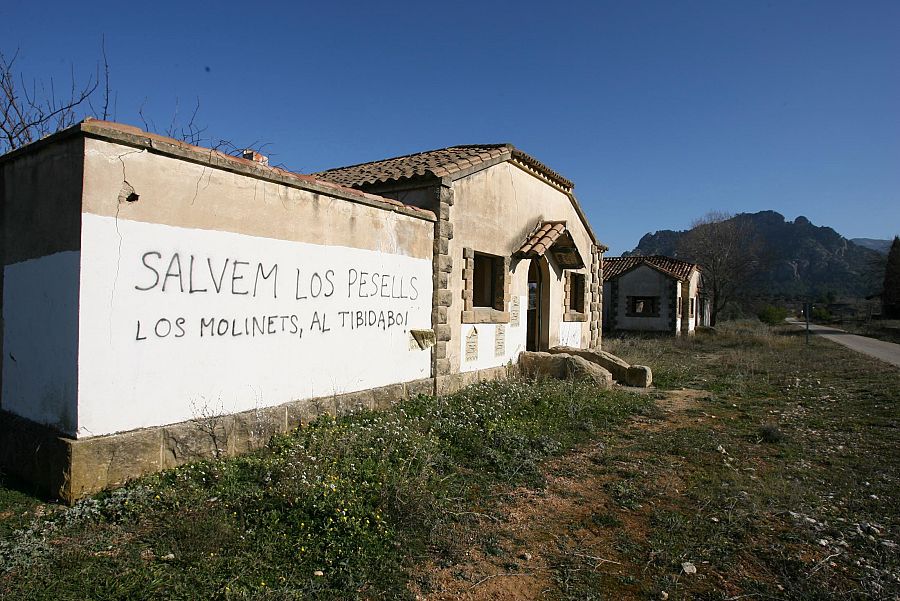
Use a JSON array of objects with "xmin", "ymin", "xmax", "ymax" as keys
[
  {"xmin": 510, "ymin": 296, "xmax": 520, "ymax": 327},
  {"xmin": 465, "ymin": 328, "xmax": 478, "ymax": 362},
  {"xmin": 495, "ymin": 324, "xmax": 506, "ymax": 357}
]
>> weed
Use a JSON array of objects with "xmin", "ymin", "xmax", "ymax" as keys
[
  {"xmin": 0, "ymin": 378, "xmax": 649, "ymax": 600},
  {"xmin": 758, "ymin": 423, "xmax": 785, "ymax": 443}
]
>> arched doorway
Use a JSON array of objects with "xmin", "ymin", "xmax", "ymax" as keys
[{"xmin": 527, "ymin": 258, "xmax": 551, "ymax": 351}]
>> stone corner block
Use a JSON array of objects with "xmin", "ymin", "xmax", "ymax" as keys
[{"xmin": 625, "ymin": 365, "xmax": 653, "ymax": 388}]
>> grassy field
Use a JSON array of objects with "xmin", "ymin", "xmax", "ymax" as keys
[
  {"xmin": 0, "ymin": 375, "xmax": 650, "ymax": 599},
  {"xmin": 1, "ymin": 322, "xmax": 898, "ymax": 599}
]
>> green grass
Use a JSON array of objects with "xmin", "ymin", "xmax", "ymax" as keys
[
  {"xmin": 0, "ymin": 379, "xmax": 650, "ymax": 600},
  {"xmin": 3, "ymin": 322, "xmax": 898, "ymax": 600},
  {"xmin": 596, "ymin": 322, "xmax": 900, "ymax": 600}
]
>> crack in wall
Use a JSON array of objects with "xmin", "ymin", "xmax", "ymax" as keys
[
  {"xmin": 110, "ymin": 148, "xmax": 146, "ymax": 342},
  {"xmin": 190, "ymin": 148, "xmax": 217, "ymax": 205}
]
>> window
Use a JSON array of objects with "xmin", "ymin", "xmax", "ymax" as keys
[
  {"xmin": 472, "ymin": 253, "xmax": 498, "ymax": 308},
  {"xmin": 462, "ymin": 248, "xmax": 510, "ymax": 324},
  {"xmin": 563, "ymin": 271, "xmax": 587, "ymax": 321},
  {"xmin": 569, "ymin": 273, "xmax": 585, "ymax": 312},
  {"xmin": 627, "ymin": 296, "xmax": 659, "ymax": 317},
  {"xmin": 690, "ymin": 298, "xmax": 695, "ymax": 318}
]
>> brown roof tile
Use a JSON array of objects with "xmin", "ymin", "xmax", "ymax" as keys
[
  {"xmin": 603, "ymin": 256, "xmax": 699, "ymax": 282},
  {"xmin": 516, "ymin": 221, "xmax": 567, "ymax": 257},
  {"xmin": 314, "ymin": 144, "xmax": 574, "ymax": 190},
  {"xmin": 515, "ymin": 221, "xmax": 585, "ymax": 269}
]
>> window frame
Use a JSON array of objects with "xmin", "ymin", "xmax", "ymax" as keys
[
  {"xmin": 462, "ymin": 248, "xmax": 510, "ymax": 324},
  {"xmin": 626, "ymin": 295, "xmax": 660, "ymax": 318},
  {"xmin": 563, "ymin": 270, "xmax": 588, "ymax": 322}
]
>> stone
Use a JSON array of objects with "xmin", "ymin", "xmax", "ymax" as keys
[
  {"xmin": 231, "ymin": 406, "xmax": 287, "ymax": 455},
  {"xmin": 519, "ymin": 351, "xmax": 612, "ymax": 388},
  {"xmin": 69, "ymin": 428, "xmax": 163, "ymax": 496},
  {"xmin": 435, "ymin": 289, "xmax": 453, "ymax": 307},
  {"xmin": 681, "ymin": 562, "xmax": 697, "ymax": 575},
  {"xmin": 372, "ymin": 384, "xmax": 405, "ymax": 411},
  {"xmin": 625, "ymin": 365, "xmax": 653, "ymax": 387},
  {"xmin": 162, "ymin": 416, "xmax": 234, "ymax": 469},
  {"xmin": 548, "ymin": 346, "xmax": 653, "ymax": 388},
  {"xmin": 566, "ymin": 355, "xmax": 613, "ymax": 388},
  {"xmin": 405, "ymin": 378, "xmax": 434, "ymax": 399},
  {"xmin": 411, "ymin": 328, "xmax": 437, "ymax": 348},
  {"xmin": 548, "ymin": 346, "xmax": 630, "ymax": 382},
  {"xmin": 334, "ymin": 390, "xmax": 374, "ymax": 416},
  {"xmin": 435, "ymin": 374, "xmax": 463, "ymax": 396},
  {"xmin": 478, "ymin": 365, "xmax": 508, "ymax": 382}
]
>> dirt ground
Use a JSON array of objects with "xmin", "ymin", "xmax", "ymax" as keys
[{"xmin": 411, "ymin": 389, "xmax": 711, "ymax": 601}]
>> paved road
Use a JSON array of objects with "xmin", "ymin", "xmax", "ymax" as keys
[{"xmin": 786, "ymin": 318, "xmax": 900, "ymax": 369}]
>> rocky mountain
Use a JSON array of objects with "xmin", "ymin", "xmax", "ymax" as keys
[
  {"xmin": 851, "ymin": 238, "xmax": 892, "ymax": 255},
  {"xmin": 627, "ymin": 211, "xmax": 884, "ymax": 299}
]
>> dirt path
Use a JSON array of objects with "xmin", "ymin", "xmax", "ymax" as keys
[
  {"xmin": 787, "ymin": 318, "xmax": 900, "ymax": 368},
  {"xmin": 412, "ymin": 389, "xmax": 710, "ymax": 601}
]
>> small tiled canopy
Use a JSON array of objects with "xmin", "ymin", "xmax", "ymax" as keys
[{"xmin": 515, "ymin": 221, "xmax": 585, "ymax": 269}]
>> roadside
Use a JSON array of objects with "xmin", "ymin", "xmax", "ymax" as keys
[
  {"xmin": 817, "ymin": 318, "xmax": 900, "ymax": 346},
  {"xmin": 787, "ymin": 317, "xmax": 900, "ymax": 368}
]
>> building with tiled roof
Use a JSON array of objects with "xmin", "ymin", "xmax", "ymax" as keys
[
  {"xmin": 0, "ymin": 124, "xmax": 607, "ymax": 501},
  {"xmin": 318, "ymin": 143, "xmax": 607, "ymax": 378},
  {"xmin": 603, "ymin": 255, "xmax": 708, "ymax": 335},
  {"xmin": 603, "ymin": 256, "xmax": 698, "ymax": 282}
]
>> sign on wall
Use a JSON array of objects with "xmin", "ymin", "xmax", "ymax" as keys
[{"xmin": 76, "ymin": 214, "xmax": 433, "ymax": 436}]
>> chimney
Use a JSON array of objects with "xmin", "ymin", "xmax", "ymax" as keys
[{"xmin": 242, "ymin": 149, "xmax": 269, "ymax": 166}]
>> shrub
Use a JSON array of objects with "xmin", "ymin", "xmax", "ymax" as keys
[
  {"xmin": 757, "ymin": 305, "xmax": 789, "ymax": 325},
  {"xmin": 811, "ymin": 306, "xmax": 832, "ymax": 322}
]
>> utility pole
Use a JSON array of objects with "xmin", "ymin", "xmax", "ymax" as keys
[{"xmin": 805, "ymin": 302, "xmax": 811, "ymax": 345}]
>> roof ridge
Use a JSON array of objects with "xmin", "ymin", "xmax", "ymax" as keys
[
  {"xmin": 603, "ymin": 255, "xmax": 699, "ymax": 282},
  {"xmin": 314, "ymin": 143, "xmax": 513, "ymax": 175}
]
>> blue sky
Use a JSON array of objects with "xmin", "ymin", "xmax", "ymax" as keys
[{"xmin": 3, "ymin": 1, "xmax": 898, "ymax": 254}]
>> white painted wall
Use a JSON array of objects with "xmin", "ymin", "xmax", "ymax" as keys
[
  {"xmin": 558, "ymin": 321, "xmax": 583, "ymax": 347},
  {"xmin": 2, "ymin": 252, "xmax": 81, "ymax": 435},
  {"xmin": 614, "ymin": 265, "xmax": 673, "ymax": 332},
  {"xmin": 76, "ymin": 214, "xmax": 432, "ymax": 437},
  {"xmin": 678, "ymin": 270, "xmax": 701, "ymax": 334},
  {"xmin": 675, "ymin": 281, "xmax": 683, "ymax": 335},
  {"xmin": 458, "ymin": 295, "xmax": 527, "ymax": 373}
]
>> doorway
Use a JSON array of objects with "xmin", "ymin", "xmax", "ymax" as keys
[{"xmin": 527, "ymin": 258, "xmax": 550, "ymax": 351}]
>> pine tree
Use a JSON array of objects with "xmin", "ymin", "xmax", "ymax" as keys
[{"xmin": 883, "ymin": 236, "xmax": 900, "ymax": 318}]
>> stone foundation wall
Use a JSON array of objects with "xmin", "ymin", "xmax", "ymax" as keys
[
  {"xmin": 0, "ymin": 363, "xmax": 513, "ymax": 504},
  {"xmin": 0, "ymin": 377, "xmax": 432, "ymax": 503}
]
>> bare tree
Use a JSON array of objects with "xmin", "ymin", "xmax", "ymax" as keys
[
  {"xmin": 1, "ymin": 46, "xmax": 279, "ymax": 167},
  {"xmin": 676, "ymin": 211, "xmax": 766, "ymax": 326},
  {"xmin": 0, "ymin": 49, "xmax": 104, "ymax": 153}
]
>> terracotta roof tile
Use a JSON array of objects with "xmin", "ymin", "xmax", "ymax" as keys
[
  {"xmin": 515, "ymin": 221, "xmax": 585, "ymax": 269},
  {"xmin": 516, "ymin": 221, "xmax": 567, "ymax": 257},
  {"xmin": 314, "ymin": 144, "xmax": 574, "ymax": 190},
  {"xmin": 603, "ymin": 256, "xmax": 699, "ymax": 282}
]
